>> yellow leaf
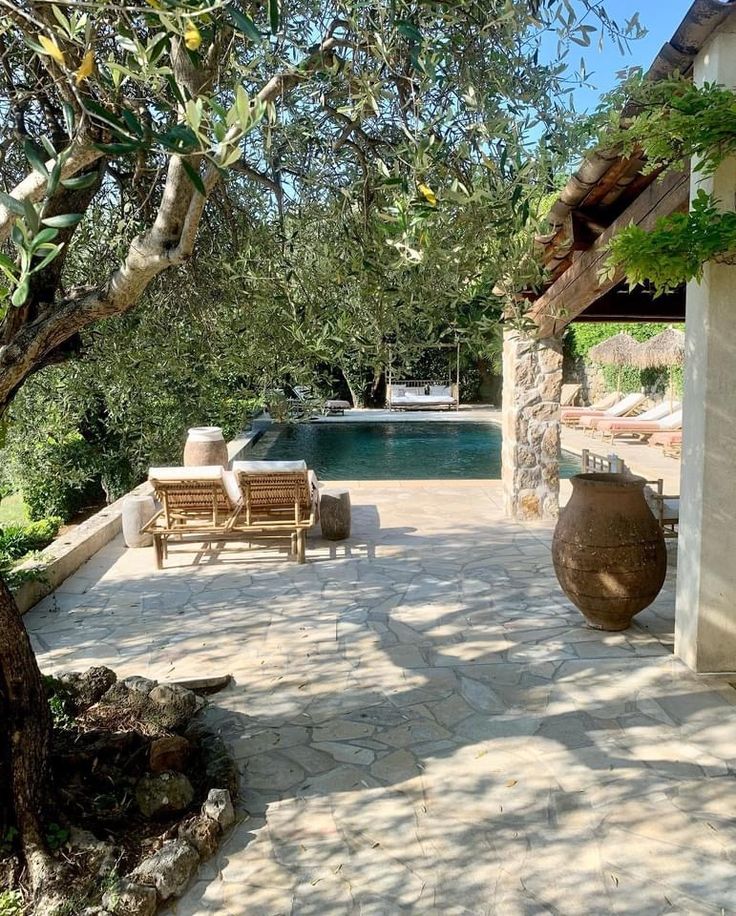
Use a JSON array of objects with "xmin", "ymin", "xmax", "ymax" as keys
[
  {"xmin": 145, "ymin": 0, "xmax": 162, "ymax": 6},
  {"xmin": 184, "ymin": 22, "xmax": 202, "ymax": 51},
  {"xmin": 75, "ymin": 49, "xmax": 94, "ymax": 85},
  {"xmin": 38, "ymin": 34, "xmax": 66, "ymax": 67},
  {"xmin": 418, "ymin": 183, "xmax": 437, "ymax": 206}
]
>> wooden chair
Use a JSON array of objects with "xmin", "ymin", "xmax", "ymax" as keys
[
  {"xmin": 144, "ymin": 466, "xmax": 244, "ymax": 569},
  {"xmin": 579, "ymin": 451, "xmax": 678, "ymax": 538},
  {"xmin": 580, "ymin": 449, "xmax": 626, "ymax": 475},
  {"xmin": 644, "ymin": 479, "xmax": 679, "ymax": 539},
  {"xmin": 144, "ymin": 463, "xmax": 319, "ymax": 566}
]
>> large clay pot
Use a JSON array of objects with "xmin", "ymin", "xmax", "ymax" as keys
[
  {"xmin": 183, "ymin": 427, "xmax": 228, "ymax": 467},
  {"xmin": 552, "ymin": 472, "xmax": 666, "ymax": 631}
]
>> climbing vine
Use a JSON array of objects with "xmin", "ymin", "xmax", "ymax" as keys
[
  {"xmin": 599, "ymin": 74, "xmax": 736, "ymax": 292},
  {"xmin": 608, "ymin": 191, "xmax": 736, "ymax": 293}
]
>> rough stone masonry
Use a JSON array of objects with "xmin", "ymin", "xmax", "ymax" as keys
[{"xmin": 501, "ymin": 330, "xmax": 563, "ymax": 520}]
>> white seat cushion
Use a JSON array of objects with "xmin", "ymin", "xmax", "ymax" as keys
[
  {"xmin": 149, "ymin": 466, "xmax": 223, "ymax": 481},
  {"xmin": 400, "ymin": 395, "xmax": 454, "ymax": 405},
  {"xmin": 221, "ymin": 470, "xmax": 244, "ymax": 506},
  {"xmin": 232, "ymin": 460, "xmax": 307, "ymax": 474}
]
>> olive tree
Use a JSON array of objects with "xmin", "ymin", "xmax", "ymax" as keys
[{"xmin": 0, "ymin": 0, "xmax": 640, "ymax": 906}]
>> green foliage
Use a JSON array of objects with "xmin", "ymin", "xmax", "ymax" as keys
[
  {"xmin": 7, "ymin": 431, "xmax": 103, "ymax": 522},
  {"xmin": 566, "ymin": 322, "xmax": 682, "ymax": 396},
  {"xmin": 0, "ymin": 517, "xmax": 61, "ymax": 590},
  {"xmin": 43, "ymin": 675, "xmax": 77, "ymax": 730},
  {"xmin": 45, "ymin": 823, "xmax": 70, "ymax": 852},
  {"xmin": 0, "ymin": 890, "xmax": 23, "ymax": 916},
  {"xmin": 0, "ymin": 141, "xmax": 74, "ymax": 312},
  {"xmin": 600, "ymin": 74, "xmax": 736, "ymax": 176},
  {"xmin": 0, "ymin": 518, "xmax": 62, "ymax": 562},
  {"xmin": 596, "ymin": 74, "xmax": 736, "ymax": 293},
  {"xmin": 607, "ymin": 191, "xmax": 736, "ymax": 294}
]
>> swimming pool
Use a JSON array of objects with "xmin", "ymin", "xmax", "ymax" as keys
[{"xmin": 247, "ymin": 421, "xmax": 581, "ymax": 480}]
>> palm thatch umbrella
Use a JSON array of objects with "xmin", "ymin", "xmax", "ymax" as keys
[
  {"xmin": 588, "ymin": 332, "xmax": 641, "ymax": 394},
  {"xmin": 634, "ymin": 327, "xmax": 685, "ymax": 409}
]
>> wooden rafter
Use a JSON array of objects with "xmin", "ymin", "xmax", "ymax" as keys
[{"xmin": 530, "ymin": 168, "xmax": 690, "ymax": 337}]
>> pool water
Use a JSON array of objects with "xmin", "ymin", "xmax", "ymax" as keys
[{"xmin": 247, "ymin": 422, "xmax": 581, "ymax": 480}]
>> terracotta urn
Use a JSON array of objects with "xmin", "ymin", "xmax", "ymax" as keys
[
  {"xmin": 552, "ymin": 472, "xmax": 666, "ymax": 631},
  {"xmin": 183, "ymin": 427, "xmax": 228, "ymax": 468}
]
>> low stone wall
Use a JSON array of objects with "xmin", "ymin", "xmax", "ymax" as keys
[
  {"xmin": 13, "ymin": 481, "xmax": 153, "ymax": 614},
  {"xmin": 14, "ymin": 429, "xmax": 262, "ymax": 615}
]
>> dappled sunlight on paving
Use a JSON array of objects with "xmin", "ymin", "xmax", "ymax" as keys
[{"xmin": 24, "ymin": 481, "xmax": 736, "ymax": 915}]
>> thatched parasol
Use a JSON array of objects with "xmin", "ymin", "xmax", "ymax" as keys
[
  {"xmin": 588, "ymin": 332, "xmax": 641, "ymax": 393},
  {"xmin": 635, "ymin": 328, "xmax": 685, "ymax": 408}
]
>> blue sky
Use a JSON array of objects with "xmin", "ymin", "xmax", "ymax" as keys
[{"xmin": 570, "ymin": 0, "xmax": 695, "ymax": 111}]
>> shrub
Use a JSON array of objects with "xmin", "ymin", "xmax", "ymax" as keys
[
  {"xmin": 0, "ymin": 890, "xmax": 23, "ymax": 916},
  {"xmin": 10, "ymin": 434, "xmax": 104, "ymax": 522},
  {"xmin": 0, "ymin": 517, "xmax": 62, "ymax": 562}
]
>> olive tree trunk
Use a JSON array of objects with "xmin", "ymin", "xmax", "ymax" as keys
[{"xmin": 0, "ymin": 577, "xmax": 53, "ymax": 892}]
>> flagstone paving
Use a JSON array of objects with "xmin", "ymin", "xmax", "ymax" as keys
[{"xmin": 24, "ymin": 481, "xmax": 736, "ymax": 915}]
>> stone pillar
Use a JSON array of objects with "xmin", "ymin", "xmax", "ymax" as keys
[
  {"xmin": 501, "ymin": 330, "xmax": 563, "ymax": 520},
  {"xmin": 675, "ymin": 19, "xmax": 736, "ymax": 673}
]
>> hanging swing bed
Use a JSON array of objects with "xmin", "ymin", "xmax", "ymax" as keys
[{"xmin": 386, "ymin": 341, "xmax": 461, "ymax": 411}]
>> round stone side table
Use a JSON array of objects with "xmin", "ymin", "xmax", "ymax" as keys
[{"xmin": 320, "ymin": 489, "xmax": 351, "ymax": 540}]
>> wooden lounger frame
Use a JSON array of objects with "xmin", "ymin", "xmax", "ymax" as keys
[{"xmin": 144, "ymin": 471, "xmax": 317, "ymax": 568}]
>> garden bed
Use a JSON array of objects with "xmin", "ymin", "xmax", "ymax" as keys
[{"xmin": 1, "ymin": 668, "xmax": 238, "ymax": 916}]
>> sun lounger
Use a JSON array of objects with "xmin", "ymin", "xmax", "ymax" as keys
[
  {"xmin": 590, "ymin": 401, "xmax": 678, "ymax": 435},
  {"xmin": 144, "ymin": 466, "xmax": 243, "ymax": 568},
  {"xmin": 232, "ymin": 460, "xmax": 319, "ymax": 564},
  {"xmin": 601, "ymin": 409, "xmax": 682, "ymax": 444},
  {"xmin": 660, "ymin": 433, "xmax": 682, "ymax": 459},
  {"xmin": 649, "ymin": 430, "xmax": 682, "ymax": 450},
  {"xmin": 144, "ymin": 462, "xmax": 319, "ymax": 567},
  {"xmin": 572, "ymin": 392, "xmax": 647, "ymax": 429},
  {"xmin": 561, "ymin": 391, "xmax": 621, "ymax": 424}
]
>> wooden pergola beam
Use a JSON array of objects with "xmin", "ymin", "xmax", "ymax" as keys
[{"xmin": 529, "ymin": 168, "xmax": 690, "ymax": 337}]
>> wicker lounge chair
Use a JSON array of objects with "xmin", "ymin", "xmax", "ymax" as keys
[
  {"xmin": 145, "ymin": 462, "xmax": 319, "ymax": 567},
  {"xmin": 601, "ymin": 409, "xmax": 682, "ymax": 444},
  {"xmin": 144, "ymin": 466, "xmax": 244, "ymax": 568},
  {"xmin": 232, "ymin": 460, "xmax": 319, "ymax": 564},
  {"xmin": 561, "ymin": 391, "xmax": 621, "ymax": 425}
]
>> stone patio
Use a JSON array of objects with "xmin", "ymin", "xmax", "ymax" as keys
[{"xmin": 24, "ymin": 481, "xmax": 736, "ymax": 915}]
